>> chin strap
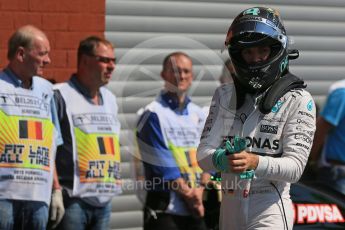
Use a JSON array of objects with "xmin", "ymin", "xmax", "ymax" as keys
[{"xmin": 259, "ymin": 73, "xmax": 306, "ymax": 114}]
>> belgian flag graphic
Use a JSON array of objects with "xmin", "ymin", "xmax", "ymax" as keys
[
  {"xmin": 97, "ymin": 137, "xmax": 115, "ymax": 155},
  {"xmin": 19, "ymin": 120, "xmax": 43, "ymax": 140}
]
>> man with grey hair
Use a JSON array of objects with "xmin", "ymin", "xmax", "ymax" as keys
[{"xmin": 0, "ymin": 25, "xmax": 63, "ymax": 230}]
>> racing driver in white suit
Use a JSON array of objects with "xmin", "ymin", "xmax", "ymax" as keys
[{"xmin": 197, "ymin": 7, "xmax": 316, "ymax": 230}]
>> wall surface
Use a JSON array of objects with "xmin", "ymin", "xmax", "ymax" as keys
[{"xmin": 0, "ymin": 0, "xmax": 105, "ymax": 82}]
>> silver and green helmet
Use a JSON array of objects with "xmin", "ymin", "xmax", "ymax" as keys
[{"xmin": 225, "ymin": 7, "xmax": 292, "ymax": 93}]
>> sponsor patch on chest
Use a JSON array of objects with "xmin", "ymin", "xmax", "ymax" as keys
[{"xmin": 260, "ymin": 124, "xmax": 278, "ymax": 134}]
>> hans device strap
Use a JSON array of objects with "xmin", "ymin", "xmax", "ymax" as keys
[{"xmin": 259, "ymin": 73, "xmax": 306, "ymax": 114}]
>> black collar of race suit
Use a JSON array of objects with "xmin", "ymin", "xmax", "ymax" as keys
[{"xmin": 259, "ymin": 73, "xmax": 306, "ymax": 114}]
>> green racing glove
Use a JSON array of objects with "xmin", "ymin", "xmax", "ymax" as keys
[{"xmin": 212, "ymin": 136, "xmax": 254, "ymax": 179}]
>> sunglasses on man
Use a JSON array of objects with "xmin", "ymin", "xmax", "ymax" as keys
[{"xmin": 87, "ymin": 54, "xmax": 116, "ymax": 64}]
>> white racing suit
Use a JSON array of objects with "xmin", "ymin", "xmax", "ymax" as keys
[{"xmin": 197, "ymin": 83, "xmax": 316, "ymax": 230}]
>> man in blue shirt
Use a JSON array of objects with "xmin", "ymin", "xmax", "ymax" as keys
[
  {"xmin": 136, "ymin": 52, "xmax": 209, "ymax": 230},
  {"xmin": 0, "ymin": 25, "xmax": 63, "ymax": 230},
  {"xmin": 310, "ymin": 80, "xmax": 345, "ymax": 195}
]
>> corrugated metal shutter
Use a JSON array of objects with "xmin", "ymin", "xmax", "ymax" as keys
[{"xmin": 105, "ymin": 1, "xmax": 345, "ymax": 229}]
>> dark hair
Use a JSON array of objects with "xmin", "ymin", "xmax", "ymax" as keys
[
  {"xmin": 162, "ymin": 52, "xmax": 192, "ymax": 70},
  {"xmin": 77, "ymin": 36, "xmax": 114, "ymax": 65}
]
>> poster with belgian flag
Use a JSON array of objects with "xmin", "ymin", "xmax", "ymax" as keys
[
  {"xmin": 0, "ymin": 89, "xmax": 56, "ymax": 205},
  {"xmin": 0, "ymin": 109, "xmax": 53, "ymax": 173},
  {"xmin": 74, "ymin": 127, "xmax": 120, "ymax": 184}
]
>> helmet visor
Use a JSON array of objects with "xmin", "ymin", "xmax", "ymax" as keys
[{"xmin": 228, "ymin": 20, "xmax": 287, "ymax": 49}]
